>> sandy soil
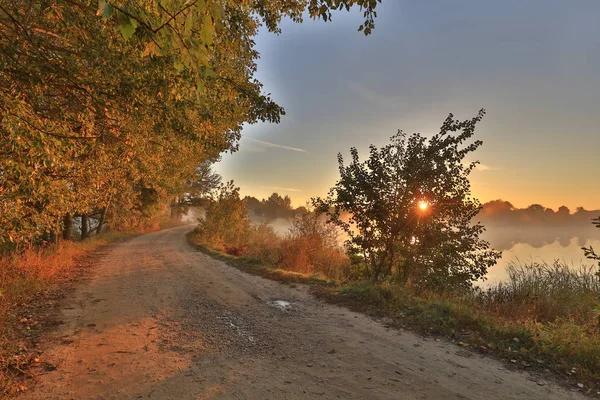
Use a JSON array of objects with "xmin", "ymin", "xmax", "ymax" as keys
[{"xmin": 23, "ymin": 225, "xmax": 583, "ymax": 399}]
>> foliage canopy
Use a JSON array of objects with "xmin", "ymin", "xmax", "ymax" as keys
[{"xmin": 0, "ymin": 0, "xmax": 381, "ymax": 244}]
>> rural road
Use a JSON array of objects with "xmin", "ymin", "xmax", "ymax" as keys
[{"xmin": 24, "ymin": 225, "xmax": 582, "ymax": 399}]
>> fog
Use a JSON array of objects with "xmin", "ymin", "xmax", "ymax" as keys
[{"xmin": 184, "ymin": 205, "xmax": 600, "ymax": 283}]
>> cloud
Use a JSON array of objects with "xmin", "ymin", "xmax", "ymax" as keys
[
  {"xmin": 260, "ymin": 186, "xmax": 302, "ymax": 193},
  {"xmin": 476, "ymin": 164, "xmax": 498, "ymax": 171},
  {"xmin": 247, "ymin": 138, "xmax": 308, "ymax": 153}
]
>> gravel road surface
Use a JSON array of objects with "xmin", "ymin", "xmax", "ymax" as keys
[{"xmin": 24, "ymin": 225, "xmax": 583, "ymax": 399}]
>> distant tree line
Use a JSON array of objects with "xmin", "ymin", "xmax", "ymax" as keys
[
  {"xmin": 243, "ymin": 193, "xmax": 301, "ymax": 220},
  {"xmin": 478, "ymin": 200, "xmax": 600, "ymax": 227}
]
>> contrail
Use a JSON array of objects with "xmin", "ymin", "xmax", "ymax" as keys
[{"xmin": 247, "ymin": 138, "xmax": 308, "ymax": 153}]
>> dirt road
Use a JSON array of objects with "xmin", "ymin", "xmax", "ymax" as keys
[{"xmin": 24, "ymin": 225, "xmax": 582, "ymax": 399}]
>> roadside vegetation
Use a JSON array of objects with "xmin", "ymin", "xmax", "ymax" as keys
[
  {"xmin": 189, "ymin": 112, "xmax": 600, "ymax": 391},
  {"xmin": 2, "ymin": 1, "xmax": 598, "ymax": 394},
  {"xmin": 192, "ymin": 182, "xmax": 349, "ymax": 281}
]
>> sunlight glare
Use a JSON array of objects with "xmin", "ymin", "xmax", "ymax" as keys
[{"xmin": 418, "ymin": 201, "xmax": 429, "ymax": 211}]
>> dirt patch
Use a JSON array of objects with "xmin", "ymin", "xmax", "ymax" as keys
[{"xmin": 1, "ymin": 244, "xmax": 116, "ymax": 398}]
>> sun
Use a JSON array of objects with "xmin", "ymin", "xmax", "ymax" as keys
[{"xmin": 418, "ymin": 201, "xmax": 429, "ymax": 211}]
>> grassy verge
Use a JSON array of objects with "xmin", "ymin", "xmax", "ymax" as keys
[
  {"xmin": 317, "ymin": 280, "xmax": 599, "ymax": 390},
  {"xmin": 186, "ymin": 231, "xmax": 333, "ymax": 286},
  {"xmin": 0, "ymin": 230, "xmax": 138, "ymax": 398},
  {"xmin": 188, "ymin": 231, "xmax": 600, "ymax": 394}
]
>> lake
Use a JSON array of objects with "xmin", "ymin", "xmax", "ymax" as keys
[{"xmin": 481, "ymin": 225, "xmax": 600, "ymax": 285}]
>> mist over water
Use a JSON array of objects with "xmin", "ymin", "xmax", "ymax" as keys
[
  {"xmin": 184, "ymin": 206, "xmax": 600, "ymax": 284},
  {"xmin": 482, "ymin": 225, "xmax": 600, "ymax": 285}
]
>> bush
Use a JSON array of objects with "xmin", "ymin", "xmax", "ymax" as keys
[
  {"xmin": 277, "ymin": 210, "xmax": 350, "ymax": 279},
  {"xmin": 244, "ymin": 223, "xmax": 281, "ymax": 265},
  {"xmin": 193, "ymin": 181, "xmax": 249, "ymax": 251},
  {"xmin": 314, "ymin": 110, "xmax": 501, "ymax": 288},
  {"xmin": 193, "ymin": 203, "xmax": 351, "ymax": 280}
]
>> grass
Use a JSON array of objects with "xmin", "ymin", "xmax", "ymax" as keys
[
  {"xmin": 186, "ymin": 232, "xmax": 332, "ymax": 286},
  {"xmin": 188, "ymin": 230, "xmax": 600, "ymax": 392}
]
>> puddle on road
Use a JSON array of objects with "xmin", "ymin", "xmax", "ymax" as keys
[{"xmin": 268, "ymin": 300, "xmax": 294, "ymax": 311}]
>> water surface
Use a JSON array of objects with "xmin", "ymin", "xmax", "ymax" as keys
[{"xmin": 482, "ymin": 226, "xmax": 600, "ymax": 285}]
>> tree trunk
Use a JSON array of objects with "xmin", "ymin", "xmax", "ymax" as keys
[
  {"xmin": 49, "ymin": 231, "xmax": 59, "ymax": 245},
  {"xmin": 81, "ymin": 214, "xmax": 89, "ymax": 240},
  {"xmin": 96, "ymin": 207, "xmax": 107, "ymax": 234},
  {"xmin": 63, "ymin": 213, "xmax": 73, "ymax": 240}
]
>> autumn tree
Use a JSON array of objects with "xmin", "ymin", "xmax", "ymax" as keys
[
  {"xmin": 314, "ymin": 110, "xmax": 501, "ymax": 289},
  {"xmin": 194, "ymin": 181, "xmax": 248, "ymax": 250},
  {"xmin": 0, "ymin": 0, "xmax": 382, "ymax": 245}
]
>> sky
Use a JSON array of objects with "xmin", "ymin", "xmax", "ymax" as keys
[{"xmin": 215, "ymin": 0, "xmax": 600, "ymax": 211}]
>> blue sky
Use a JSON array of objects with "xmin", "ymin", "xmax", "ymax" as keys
[{"xmin": 215, "ymin": 0, "xmax": 600, "ymax": 210}]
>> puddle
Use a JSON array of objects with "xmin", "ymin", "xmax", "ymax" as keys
[{"xmin": 268, "ymin": 300, "xmax": 294, "ymax": 311}]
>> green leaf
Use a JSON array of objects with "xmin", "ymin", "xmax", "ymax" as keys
[
  {"xmin": 119, "ymin": 22, "xmax": 136, "ymax": 39},
  {"xmin": 97, "ymin": 0, "xmax": 114, "ymax": 18},
  {"xmin": 200, "ymin": 66, "xmax": 216, "ymax": 78},
  {"xmin": 118, "ymin": 13, "xmax": 137, "ymax": 40},
  {"xmin": 184, "ymin": 12, "xmax": 194, "ymax": 35}
]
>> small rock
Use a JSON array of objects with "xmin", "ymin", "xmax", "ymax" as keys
[
  {"xmin": 512, "ymin": 337, "xmax": 520, "ymax": 343},
  {"xmin": 577, "ymin": 383, "xmax": 584, "ymax": 389}
]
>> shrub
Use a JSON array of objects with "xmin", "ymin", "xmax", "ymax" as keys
[
  {"xmin": 194, "ymin": 181, "xmax": 249, "ymax": 251},
  {"xmin": 278, "ymin": 210, "xmax": 350, "ymax": 279},
  {"xmin": 244, "ymin": 223, "xmax": 281, "ymax": 265},
  {"xmin": 314, "ymin": 110, "xmax": 501, "ymax": 288}
]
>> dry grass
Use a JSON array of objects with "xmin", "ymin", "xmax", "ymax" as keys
[
  {"xmin": 479, "ymin": 261, "xmax": 600, "ymax": 324},
  {"xmin": 190, "ymin": 217, "xmax": 351, "ymax": 281},
  {"xmin": 278, "ymin": 235, "xmax": 349, "ymax": 279}
]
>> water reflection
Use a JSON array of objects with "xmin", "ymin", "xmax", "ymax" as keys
[{"xmin": 482, "ymin": 226, "xmax": 600, "ymax": 284}]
